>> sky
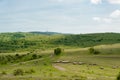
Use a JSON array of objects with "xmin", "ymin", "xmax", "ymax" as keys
[{"xmin": 0, "ymin": 0, "xmax": 120, "ymax": 34}]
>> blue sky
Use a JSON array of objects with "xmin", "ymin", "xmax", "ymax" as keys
[{"xmin": 0, "ymin": 0, "xmax": 120, "ymax": 33}]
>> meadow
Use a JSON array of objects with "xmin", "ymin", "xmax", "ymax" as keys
[
  {"xmin": 0, "ymin": 44, "xmax": 120, "ymax": 80},
  {"xmin": 0, "ymin": 32, "xmax": 120, "ymax": 80}
]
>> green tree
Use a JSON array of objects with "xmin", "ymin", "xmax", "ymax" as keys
[{"xmin": 54, "ymin": 48, "xmax": 63, "ymax": 56}]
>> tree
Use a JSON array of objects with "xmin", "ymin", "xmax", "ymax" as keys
[{"xmin": 54, "ymin": 48, "xmax": 63, "ymax": 56}]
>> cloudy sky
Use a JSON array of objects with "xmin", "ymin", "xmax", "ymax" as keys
[{"xmin": 0, "ymin": 0, "xmax": 120, "ymax": 33}]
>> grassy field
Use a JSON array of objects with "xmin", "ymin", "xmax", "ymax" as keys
[{"xmin": 0, "ymin": 44, "xmax": 120, "ymax": 80}]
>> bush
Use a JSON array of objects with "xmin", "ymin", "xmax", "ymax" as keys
[
  {"xmin": 30, "ymin": 69, "xmax": 35, "ymax": 73},
  {"xmin": 15, "ymin": 54, "xmax": 19, "ymax": 57},
  {"xmin": 1, "ymin": 71, "xmax": 7, "ymax": 75},
  {"xmin": 89, "ymin": 47, "xmax": 95, "ymax": 54},
  {"xmin": 89, "ymin": 47, "xmax": 100, "ymax": 55},
  {"xmin": 94, "ymin": 50, "xmax": 100, "ymax": 54},
  {"xmin": 54, "ymin": 48, "xmax": 63, "ymax": 56},
  {"xmin": 25, "ymin": 69, "xmax": 35, "ymax": 74},
  {"xmin": 32, "ymin": 54, "xmax": 37, "ymax": 59},
  {"xmin": 13, "ymin": 68, "xmax": 24, "ymax": 76},
  {"xmin": 117, "ymin": 72, "xmax": 120, "ymax": 80}
]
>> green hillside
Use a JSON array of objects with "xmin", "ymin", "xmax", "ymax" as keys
[
  {"xmin": 0, "ymin": 32, "xmax": 120, "ymax": 80},
  {"xmin": 0, "ymin": 44, "xmax": 120, "ymax": 80},
  {"xmin": 0, "ymin": 32, "xmax": 120, "ymax": 53},
  {"xmin": 52, "ymin": 33, "xmax": 120, "ymax": 47}
]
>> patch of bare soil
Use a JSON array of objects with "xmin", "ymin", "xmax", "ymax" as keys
[{"xmin": 53, "ymin": 64, "xmax": 66, "ymax": 71}]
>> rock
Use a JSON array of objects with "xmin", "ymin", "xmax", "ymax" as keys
[
  {"xmin": 89, "ymin": 63, "xmax": 97, "ymax": 66},
  {"xmin": 61, "ymin": 61, "xmax": 70, "ymax": 63},
  {"xmin": 73, "ymin": 62, "xmax": 85, "ymax": 65}
]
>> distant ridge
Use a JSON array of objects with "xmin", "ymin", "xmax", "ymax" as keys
[{"xmin": 29, "ymin": 31, "xmax": 62, "ymax": 35}]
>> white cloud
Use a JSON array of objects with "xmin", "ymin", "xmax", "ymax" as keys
[
  {"xmin": 93, "ymin": 9, "xmax": 120, "ymax": 24},
  {"xmin": 91, "ymin": 0, "xmax": 102, "ymax": 4},
  {"xmin": 51, "ymin": 0, "xmax": 120, "ymax": 4},
  {"xmin": 93, "ymin": 17, "xmax": 101, "ymax": 21},
  {"xmin": 93, "ymin": 17, "xmax": 112, "ymax": 23},
  {"xmin": 108, "ymin": 0, "xmax": 120, "ymax": 4},
  {"xmin": 110, "ymin": 10, "xmax": 120, "ymax": 18}
]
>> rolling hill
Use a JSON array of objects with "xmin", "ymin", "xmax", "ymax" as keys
[
  {"xmin": 0, "ymin": 32, "xmax": 120, "ymax": 53},
  {"xmin": 0, "ymin": 32, "xmax": 120, "ymax": 80}
]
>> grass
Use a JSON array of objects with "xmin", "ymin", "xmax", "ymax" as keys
[{"xmin": 0, "ymin": 43, "xmax": 120, "ymax": 80}]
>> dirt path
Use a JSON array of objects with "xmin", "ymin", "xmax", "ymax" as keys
[{"xmin": 53, "ymin": 64, "xmax": 66, "ymax": 71}]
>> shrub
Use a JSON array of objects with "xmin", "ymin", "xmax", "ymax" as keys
[
  {"xmin": 54, "ymin": 48, "xmax": 63, "ymax": 56},
  {"xmin": 1, "ymin": 71, "xmax": 7, "ymax": 75},
  {"xmin": 32, "ymin": 54, "xmax": 37, "ymax": 59},
  {"xmin": 89, "ymin": 47, "xmax": 95, "ymax": 54},
  {"xmin": 30, "ymin": 69, "xmax": 35, "ymax": 73},
  {"xmin": 13, "ymin": 68, "xmax": 24, "ymax": 76},
  {"xmin": 117, "ymin": 72, "xmax": 120, "ymax": 80},
  {"xmin": 15, "ymin": 54, "xmax": 20, "ymax": 59},
  {"xmin": 94, "ymin": 50, "xmax": 100, "ymax": 55},
  {"xmin": 15, "ymin": 54, "xmax": 19, "ymax": 57},
  {"xmin": 25, "ymin": 69, "xmax": 35, "ymax": 74},
  {"xmin": 89, "ymin": 47, "xmax": 100, "ymax": 55}
]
